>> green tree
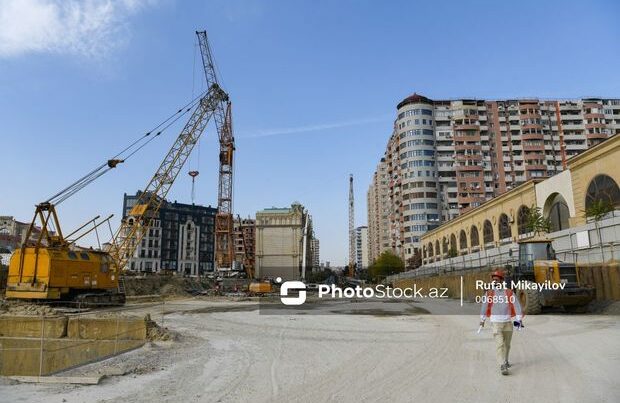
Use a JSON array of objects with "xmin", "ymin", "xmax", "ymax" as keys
[
  {"xmin": 585, "ymin": 199, "xmax": 614, "ymax": 222},
  {"xmin": 525, "ymin": 205, "xmax": 551, "ymax": 236},
  {"xmin": 406, "ymin": 249, "xmax": 422, "ymax": 270},
  {"xmin": 369, "ymin": 251, "xmax": 404, "ymax": 282},
  {"xmin": 306, "ymin": 269, "xmax": 331, "ymax": 283}
]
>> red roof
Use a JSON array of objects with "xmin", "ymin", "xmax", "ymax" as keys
[{"xmin": 397, "ymin": 93, "xmax": 433, "ymax": 109}]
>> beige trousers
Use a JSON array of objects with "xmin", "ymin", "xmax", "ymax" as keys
[{"xmin": 492, "ymin": 321, "xmax": 513, "ymax": 366}]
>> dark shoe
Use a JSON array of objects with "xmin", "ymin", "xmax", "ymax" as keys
[
  {"xmin": 500, "ymin": 364, "xmax": 509, "ymax": 375},
  {"xmin": 504, "ymin": 361, "xmax": 512, "ymax": 368}
]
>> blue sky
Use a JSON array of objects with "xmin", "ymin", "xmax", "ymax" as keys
[{"xmin": 1, "ymin": 0, "xmax": 619, "ymax": 265}]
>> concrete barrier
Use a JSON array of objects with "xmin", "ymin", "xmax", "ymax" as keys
[
  {"xmin": 0, "ymin": 315, "xmax": 148, "ymax": 376},
  {"xmin": 67, "ymin": 317, "xmax": 147, "ymax": 340},
  {"xmin": 0, "ymin": 316, "xmax": 68, "ymax": 338},
  {"xmin": 0, "ymin": 337, "xmax": 143, "ymax": 376}
]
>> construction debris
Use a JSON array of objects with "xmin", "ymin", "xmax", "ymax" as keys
[
  {"xmin": 123, "ymin": 276, "xmax": 216, "ymax": 297},
  {"xmin": 1, "ymin": 302, "xmax": 58, "ymax": 316},
  {"xmin": 145, "ymin": 313, "xmax": 176, "ymax": 341}
]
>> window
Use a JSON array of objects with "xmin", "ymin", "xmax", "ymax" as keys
[
  {"xmin": 498, "ymin": 214, "xmax": 512, "ymax": 240},
  {"xmin": 68, "ymin": 251, "xmax": 78, "ymax": 260},
  {"xmin": 470, "ymin": 226, "xmax": 479, "ymax": 247},
  {"xmin": 585, "ymin": 174, "xmax": 620, "ymax": 210},
  {"xmin": 483, "ymin": 220, "xmax": 494, "ymax": 244},
  {"xmin": 459, "ymin": 230, "xmax": 467, "ymax": 250},
  {"xmin": 517, "ymin": 206, "xmax": 530, "ymax": 235},
  {"xmin": 80, "ymin": 252, "xmax": 90, "ymax": 260},
  {"xmin": 548, "ymin": 199, "xmax": 570, "ymax": 232}
]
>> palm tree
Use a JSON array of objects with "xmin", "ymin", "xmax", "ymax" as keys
[{"xmin": 525, "ymin": 205, "xmax": 551, "ymax": 236}]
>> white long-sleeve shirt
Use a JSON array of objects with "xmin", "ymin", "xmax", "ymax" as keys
[{"xmin": 480, "ymin": 288, "xmax": 523, "ymax": 323}]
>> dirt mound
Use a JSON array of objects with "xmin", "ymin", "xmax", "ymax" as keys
[
  {"xmin": 123, "ymin": 275, "xmax": 215, "ymax": 297},
  {"xmin": 145, "ymin": 313, "xmax": 177, "ymax": 341},
  {"xmin": 2, "ymin": 302, "xmax": 58, "ymax": 316}
]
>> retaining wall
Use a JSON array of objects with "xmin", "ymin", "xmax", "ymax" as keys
[{"xmin": 0, "ymin": 316, "xmax": 147, "ymax": 376}]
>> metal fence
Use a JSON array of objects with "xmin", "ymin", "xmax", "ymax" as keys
[{"xmin": 391, "ymin": 241, "xmax": 620, "ymax": 283}]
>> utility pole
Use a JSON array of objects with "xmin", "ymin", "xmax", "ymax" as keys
[{"xmin": 348, "ymin": 174, "xmax": 355, "ymax": 277}]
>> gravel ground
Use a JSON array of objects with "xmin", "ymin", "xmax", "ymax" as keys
[{"xmin": 1, "ymin": 298, "xmax": 618, "ymax": 403}]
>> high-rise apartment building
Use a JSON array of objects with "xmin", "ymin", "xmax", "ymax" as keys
[
  {"xmin": 310, "ymin": 238, "xmax": 320, "ymax": 271},
  {"xmin": 368, "ymin": 95, "xmax": 620, "ymax": 263},
  {"xmin": 367, "ymin": 158, "xmax": 391, "ymax": 264},
  {"xmin": 355, "ymin": 226, "xmax": 369, "ymax": 269}
]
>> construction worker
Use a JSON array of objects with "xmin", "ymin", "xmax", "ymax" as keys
[{"xmin": 479, "ymin": 270, "xmax": 523, "ymax": 375}]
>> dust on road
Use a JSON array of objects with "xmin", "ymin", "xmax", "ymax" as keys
[{"xmin": 1, "ymin": 298, "xmax": 618, "ymax": 403}]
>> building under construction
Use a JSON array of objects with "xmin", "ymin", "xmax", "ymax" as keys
[{"xmin": 234, "ymin": 217, "xmax": 255, "ymax": 275}]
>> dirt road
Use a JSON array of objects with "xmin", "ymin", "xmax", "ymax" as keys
[{"xmin": 1, "ymin": 298, "xmax": 618, "ymax": 402}]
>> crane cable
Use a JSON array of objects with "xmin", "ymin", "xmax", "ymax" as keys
[{"xmin": 46, "ymin": 88, "xmax": 209, "ymax": 206}]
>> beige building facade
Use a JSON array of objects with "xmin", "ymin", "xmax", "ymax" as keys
[
  {"xmin": 255, "ymin": 203, "xmax": 313, "ymax": 281},
  {"xmin": 367, "ymin": 158, "xmax": 391, "ymax": 264},
  {"xmin": 420, "ymin": 135, "xmax": 620, "ymax": 265}
]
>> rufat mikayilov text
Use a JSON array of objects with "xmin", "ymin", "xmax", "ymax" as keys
[
  {"xmin": 476, "ymin": 280, "xmax": 567, "ymax": 291},
  {"xmin": 317, "ymin": 284, "xmax": 449, "ymax": 299}
]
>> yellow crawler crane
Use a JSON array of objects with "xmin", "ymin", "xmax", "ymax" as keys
[
  {"xmin": 6, "ymin": 30, "xmax": 233, "ymax": 305},
  {"xmin": 7, "ymin": 203, "xmax": 123, "ymax": 304}
]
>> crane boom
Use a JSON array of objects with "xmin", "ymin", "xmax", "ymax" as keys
[
  {"xmin": 196, "ymin": 30, "xmax": 235, "ymax": 270},
  {"xmin": 109, "ymin": 84, "xmax": 229, "ymax": 271}
]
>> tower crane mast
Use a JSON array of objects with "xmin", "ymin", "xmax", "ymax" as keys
[
  {"xmin": 348, "ymin": 174, "xmax": 355, "ymax": 277},
  {"xmin": 196, "ymin": 30, "xmax": 235, "ymax": 270}
]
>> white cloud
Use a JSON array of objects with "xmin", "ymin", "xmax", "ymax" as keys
[
  {"xmin": 241, "ymin": 114, "xmax": 393, "ymax": 139},
  {"xmin": 0, "ymin": 0, "xmax": 156, "ymax": 58}
]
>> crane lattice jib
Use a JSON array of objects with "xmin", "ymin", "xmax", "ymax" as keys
[
  {"xmin": 109, "ymin": 85, "xmax": 229, "ymax": 271},
  {"xmin": 196, "ymin": 30, "xmax": 235, "ymax": 269}
]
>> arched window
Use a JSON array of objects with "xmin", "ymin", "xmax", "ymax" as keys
[
  {"xmin": 422, "ymin": 246, "xmax": 427, "ymax": 259},
  {"xmin": 442, "ymin": 237, "xmax": 449, "ymax": 255},
  {"xmin": 435, "ymin": 240, "xmax": 440, "ymax": 257},
  {"xmin": 459, "ymin": 230, "xmax": 467, "ymax": 250},
  {"xmin": 549, "ymin": 199, "xmax": 570, "ymax": 232},
  {"xmin": 498, "ymin": 214, "xmax": 512, "ymax": 240},
  {"xmin": 483, "ymin": 220, "xmax": 494, "ymax": 244},
  {"xmin": 470, "ymin": 225, "xmax": 479, "ymax": 247},
  {"xmin": 450, "ymin": 234, "xmax": 457, "ymax": 252},
  {"xmin": 517, "ymin": 205, "xmax": 530, "ymax": 235},
  {"xmin": 585, "ymin": 174, "xmax": 620, "ymax": 210},
  {"xmin": 428, "ymin": 242, "xmax": 434, "ymax": 257}
]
